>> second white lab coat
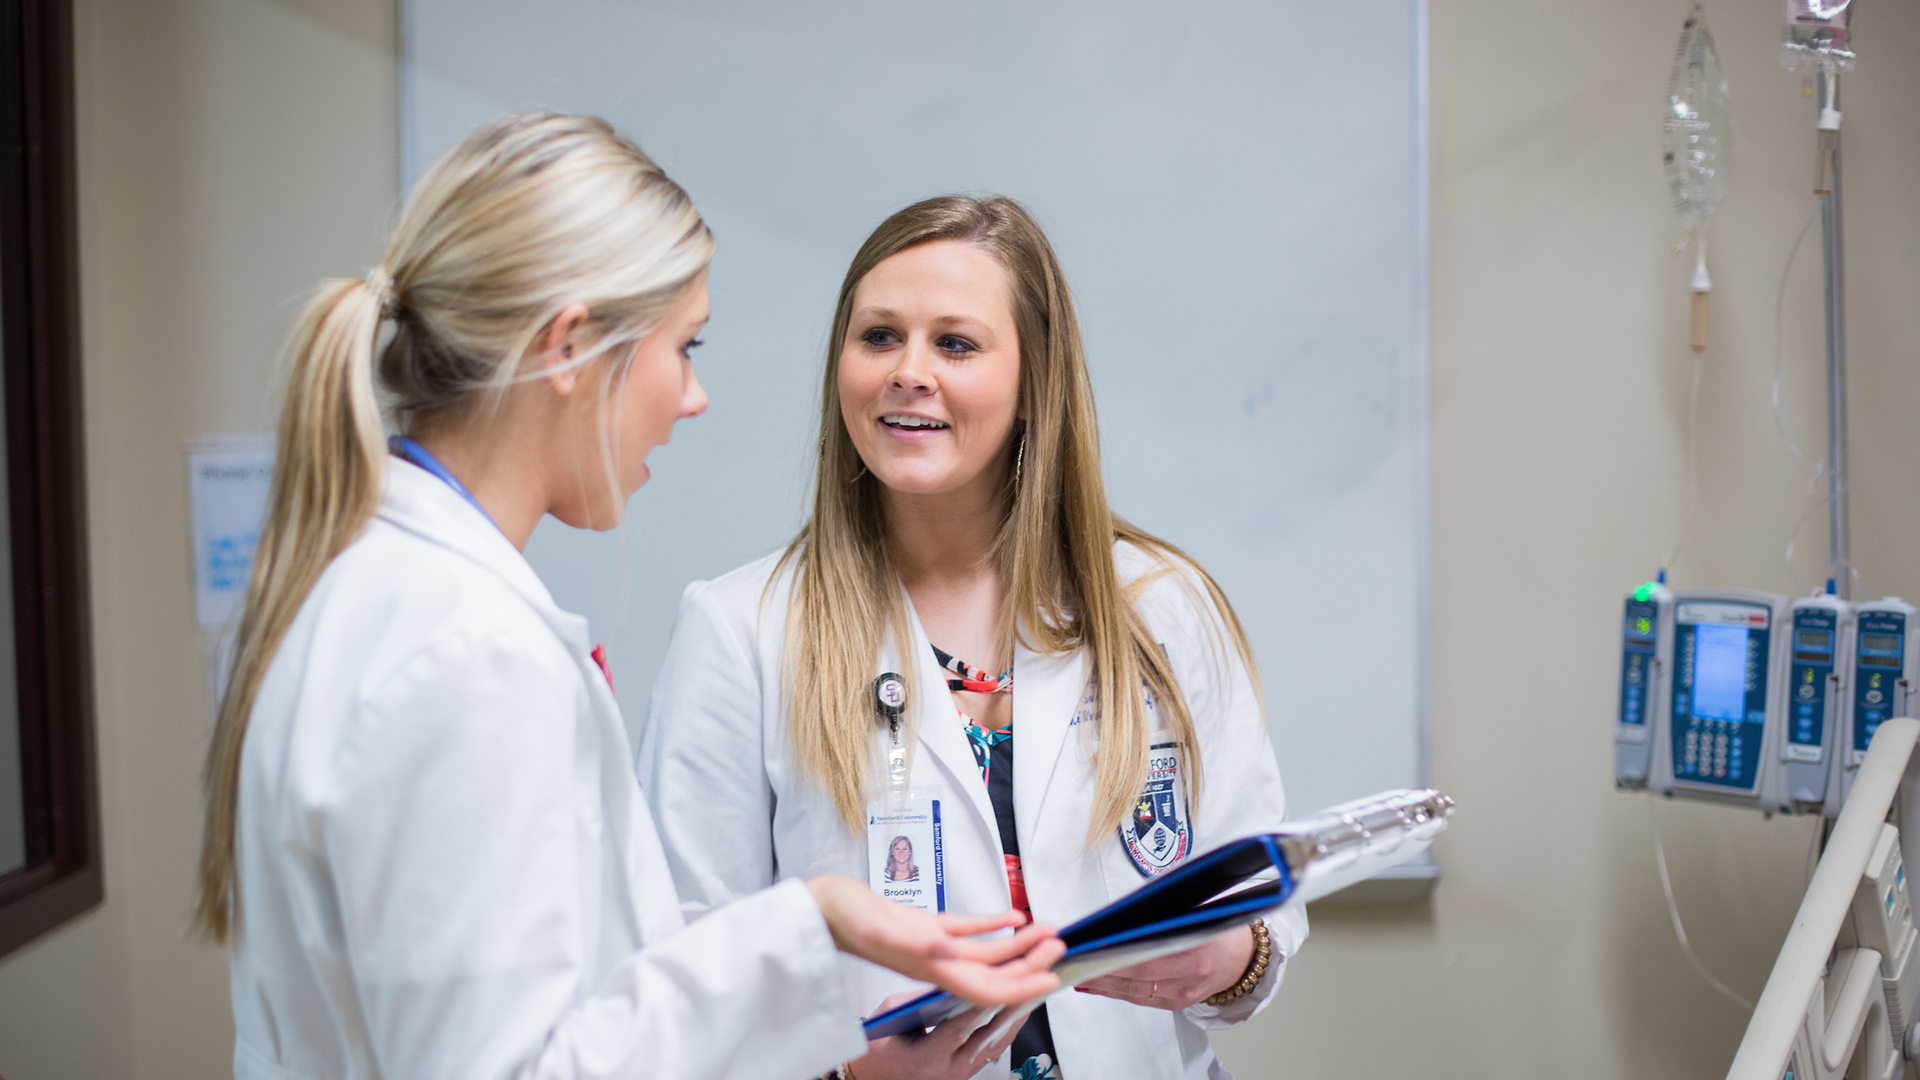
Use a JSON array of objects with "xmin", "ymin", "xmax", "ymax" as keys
[
  {"xmin": 638, "ymin": 544, "xmax": 1308, "ymax": 1080},
  {"xmin": 227, "ymin": 459, "xmax": 867, "ymax": 1080}
]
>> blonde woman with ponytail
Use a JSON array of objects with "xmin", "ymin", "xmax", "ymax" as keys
[
  {"xmin": 197, "ymin": 117, "xmax": 1061, "ymax": 1080},
  {"xmin": 639, "ymin": 196, "xmax": 1308, "ymax": 1080}
]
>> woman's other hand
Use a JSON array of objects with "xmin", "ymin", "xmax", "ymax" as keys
[
  {"xmin": 1073, "ymin": 924, "xmax": 1256, "ymax": 1011},
  {"xmin": 805, "ymin": 875, "xmax": 1063, "ymax": 1007},
  {"xmin": 847, "ymin": 992, "xmax": 1024, "ymax": 1080}
]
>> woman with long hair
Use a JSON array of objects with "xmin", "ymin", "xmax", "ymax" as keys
[
  {"xmin": 885, "ymin": 837, "xmax": 919, "ymax": 882},
  {"xmin": 640, "ymin": 195, "xmax": 1307, "ymax": 1080},
  {"xmin": 196, "ymin": 118, "xmax": 1060, "ymax": 1080}
]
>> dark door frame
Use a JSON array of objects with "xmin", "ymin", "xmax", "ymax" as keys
[{"xmin": 0, "ymin": 0, "xmax": 103, "ymax": 960}]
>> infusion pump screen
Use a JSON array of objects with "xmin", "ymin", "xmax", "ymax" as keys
[
  {"xmin": 1861, "ymin": 633, "xmax": 1903, "ymax": 666},
  {"xmin": 1797, "ymin": 630, "xmax": 1833, "ymax": 651},
  {"xmin": 1672, "ymin": 602, "xmax": 1772, "ymax": 791},
  {"xmin": 1691, "ymin": 625, "xmax": 1750, "ymax": 721}
]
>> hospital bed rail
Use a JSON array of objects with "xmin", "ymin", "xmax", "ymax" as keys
[{"xmin": 1728, "ymin": 717, "xmax": 1920, "ymax": 1080}]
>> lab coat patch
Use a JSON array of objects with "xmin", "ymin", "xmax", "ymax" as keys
[{"xmin": 1120, "ymin": 742, "xmax": 1189, "ymax": 877}]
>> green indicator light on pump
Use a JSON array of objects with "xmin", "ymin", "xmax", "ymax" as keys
[{"xmin": 1634, "ymin": 582, "xmax": 1657, "ymax": 603}]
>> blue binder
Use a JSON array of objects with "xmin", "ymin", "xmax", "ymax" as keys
[
  {"xmin": 860, "ymin": 786, "xmax": 1456, "ymax": 1041},
  {"xmin": 863, "ymin": 833, "xmax": 1292, "ymax": 1040}
]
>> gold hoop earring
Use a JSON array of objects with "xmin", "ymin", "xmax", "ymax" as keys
[
  {"xmin": 1014, "ymin": 433, "xmax": 1026, "ymax": 489},
  {"xmin": 824, "ymin": 431, "xmax": 867, "ymax": 483}
]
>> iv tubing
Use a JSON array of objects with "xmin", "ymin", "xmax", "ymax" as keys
[
  {"xmin": 1661, "ymin": 349, "xmax": 1706, "ymax": 576},
  {"xmin": 1649, "ymin": 801, "xmax": 1755, "ymax": 1012},
  {"xmin": 1772, "ymin": 204, "xmax": 1824, "ymax": 479}
]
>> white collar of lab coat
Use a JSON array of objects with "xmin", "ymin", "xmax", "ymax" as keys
[{"xmin": 375, "ymin": 457, "xmax": 593, "ymax": 656}]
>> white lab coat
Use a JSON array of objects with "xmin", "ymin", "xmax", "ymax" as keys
[
  {"xmin": 228, "ymin": 459, "xmax": 866, "ymax": 1080},
  {"xmin": 638, "ymin": 545, "xmax": 1308, "ymax": 1080}
]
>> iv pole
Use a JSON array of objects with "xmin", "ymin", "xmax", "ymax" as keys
[{"xmin": 1818, "ymin": 65, "xmax": 1851, "ymax": 597}]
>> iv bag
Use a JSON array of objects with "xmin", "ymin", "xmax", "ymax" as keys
[
  {"xmin": 1663, "ymin": 6, "xmax": 1730, "ymax": 236},
  {"xmin": 1783, "ymin": 0, "xmax": 1854, "ymax": 72}
]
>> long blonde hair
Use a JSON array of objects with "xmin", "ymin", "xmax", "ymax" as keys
[
  {"xmin": 193, "ymin": 113, "xmax": 714, "ymax": 941},
  {"xmin": 779, "ymin": 195, "xmax": 1260, "ymax": 844}
]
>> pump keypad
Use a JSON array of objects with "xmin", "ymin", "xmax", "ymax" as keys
[{"xmin": 1670, "ymin": 605, "xmax": 1771, "ymax": 792}]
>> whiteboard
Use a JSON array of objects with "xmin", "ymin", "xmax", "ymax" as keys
[{"xmin": 401, "ymin": 0, "xmax": 1429, "ymax": 820}]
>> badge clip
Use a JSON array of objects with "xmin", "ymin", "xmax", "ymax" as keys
[
  {"xmin": 873, "ymin": 672, "xmax": 907, "ymax": 728},
  {"xmin": 873, "ymin": 672, "xmax": 909, "ymax": 793}
]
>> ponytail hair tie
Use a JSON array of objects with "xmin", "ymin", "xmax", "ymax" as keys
[{"xmin": 363, "ymin": 266, "xmax": 396, "ymax": 315}]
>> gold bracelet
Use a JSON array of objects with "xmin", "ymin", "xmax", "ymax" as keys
[{"xmin": 1202, "ymin": 918, "xmax": 1272, "ymax": 1007}]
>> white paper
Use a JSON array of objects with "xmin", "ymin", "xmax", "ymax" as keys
[{"xmin": 186, "ymin": 434, "xmax": 274, "ymax": 631}]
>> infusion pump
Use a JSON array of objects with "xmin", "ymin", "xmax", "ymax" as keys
[
  {"xmin": 1783, "ymin": 591, "xmax": 1850, "ymax": 808},
  {"xmin": 1620, "ymin": 584, "xmax": 1920, "ymax": 810},
  {"xmin": 1827, "ymin": 597, "xmax": 1920, "ymax": 815},
  {"xmin": 1618, "ymin": 583, "xmax": 1919, "ymax": 817},
  {"xmin": 1652, "ymin": 589, "xmax": 1794, "ymax": 812},
  {"xmin": 1614, "ymin": 580, "xmax": 1671, "ymax": 787}
]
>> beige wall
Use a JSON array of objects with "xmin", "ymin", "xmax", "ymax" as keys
[
  {"xmin": 1217, "ymin": 1, "xmax": 1920, "ymax": 1077},
  {"xmin": 0, "ymin": 1, "xmax": 397, "ymax": 1077},
  {"xmin": 0, "ymin": 0, "xmax": 1916, "ymax": 1078}
]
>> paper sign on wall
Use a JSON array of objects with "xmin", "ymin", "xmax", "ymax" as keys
[{"xmin": 186, "ymin": 434, "xmax": 274, "ymax": 631}]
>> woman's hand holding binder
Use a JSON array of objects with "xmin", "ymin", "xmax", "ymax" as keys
[
  {"xmin": 1075, "ymin": 923, "xmax": 1257, "ymax": 1010},
  {"xmin": 847, "ymin": 991, "xmax": 1024, "ymax": 1080}
]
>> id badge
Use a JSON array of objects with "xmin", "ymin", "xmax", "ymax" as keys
[{"xmin": 867, "ymin": 798, "xmax": 946, "ymax": 912}]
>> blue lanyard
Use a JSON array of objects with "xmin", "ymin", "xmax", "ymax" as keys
[{"xmin": 388, "ymin": 435, "xmax": 498, "ymax": 530}]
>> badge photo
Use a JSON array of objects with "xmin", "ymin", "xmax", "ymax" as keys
[
  {"xmin": 868, "ymin": 799, "xmax": 945, "ymax": 913},
  {"xmin": 1120, "ymin": 742, "xmax": 1190, "ymax": 877}
]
